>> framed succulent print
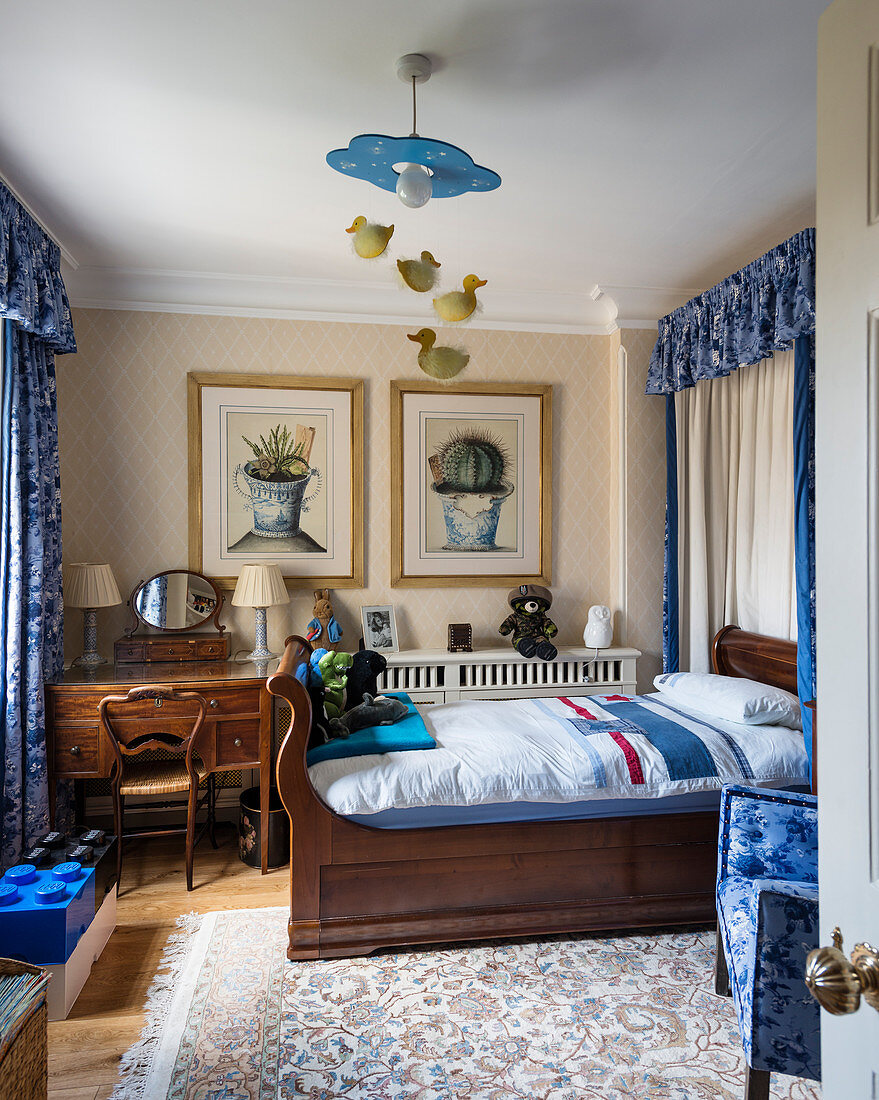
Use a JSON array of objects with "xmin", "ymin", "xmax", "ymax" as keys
[
  {"xmin": 390, "ymin": 380, "xmax": 552, "ymax": 587},
  {"xmin": 188, "ymin": 373, "xmax": 363, "ymax": 589}
]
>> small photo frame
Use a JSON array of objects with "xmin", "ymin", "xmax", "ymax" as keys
[{"xmin": 361, "ymin": 605, "xmax": 399, "ymax": 652}]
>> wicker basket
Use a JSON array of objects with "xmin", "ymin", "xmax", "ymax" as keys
[{"xmin": 0, "ymin": 958, "xmax": 49, "ymax": 1100}]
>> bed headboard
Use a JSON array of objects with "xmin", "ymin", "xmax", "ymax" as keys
[{"xmin": 711, "ymin": 625, "xmax": 798, "ymax": 694}]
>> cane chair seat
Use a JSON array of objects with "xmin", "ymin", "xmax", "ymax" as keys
[{"xmin": 118, "ymin": 757, "xmax": 209, "ymax": 797}]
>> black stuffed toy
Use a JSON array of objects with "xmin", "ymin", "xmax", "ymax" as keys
[
  {"xmin": 498, "ymin": 584, "xmax": 559, "ymax": 661},
  {"xmin": 346, "ymin": 649, "xmax": 388, "ymax": 710},
  {"xmin": 305, "ymin": 677, "xmax": 331, "ymax": 746}
]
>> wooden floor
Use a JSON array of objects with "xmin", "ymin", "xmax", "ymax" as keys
[{"xmin": 46, "ymin": 823, "xmax": 288, "ymax": 1100}]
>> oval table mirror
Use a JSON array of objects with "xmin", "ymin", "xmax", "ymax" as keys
[
  {"xmin": 127, "ymin": 569, "xmax": 226, "ymax": 634},
  {"xmin": 116, "ymin": 569, "xmax": 229, "ymax": 664}
]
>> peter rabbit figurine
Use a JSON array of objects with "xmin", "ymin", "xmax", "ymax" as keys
[{"xmin": 306, "ymin": 589, "xmax": 342, "ymax": 652}]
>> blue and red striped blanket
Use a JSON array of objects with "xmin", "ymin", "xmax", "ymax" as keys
[{"xmin": 307, "ymin": 692, "xmax": 809, "ymax": 818}]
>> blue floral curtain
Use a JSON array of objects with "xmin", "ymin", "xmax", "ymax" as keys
[
  {"xmin": 646, "ymin": 229, "xmax": 815, "ymax": 395},
  {"xmin": 648, "ymin": 228, "xmax": 816, "ymax": 774},
  {"xmin": 0, "ymin": 181, "xmax": 75, "ymax": 868}
]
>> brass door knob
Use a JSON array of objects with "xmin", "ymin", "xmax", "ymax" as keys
[{"xmin": 805, "ymin": 927, "xmax": 879, "ymax": 1015}]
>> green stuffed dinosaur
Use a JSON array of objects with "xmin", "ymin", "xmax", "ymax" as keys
[{"xmin": 318, "ymin": 650, "xmax": 354, "ymax": 719}]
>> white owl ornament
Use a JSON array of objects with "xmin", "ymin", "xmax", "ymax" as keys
[{"xmin": 583, "ymin": 605, "xmax": 613, "ymax": 648}]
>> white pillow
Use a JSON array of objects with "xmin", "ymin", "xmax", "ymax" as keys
[{"xmin": 653, "ymin": 672, "xmax": 802, "ymax": 729}]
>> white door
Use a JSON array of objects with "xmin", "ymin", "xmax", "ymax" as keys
[{"xmin": 815, "ymin": 0, "xmax": 879, "ymax": 1095}]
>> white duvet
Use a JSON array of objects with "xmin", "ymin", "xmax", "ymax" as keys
[{"xmin": 307, "ymin": 693, "xmax": 809, "ymax": 817}]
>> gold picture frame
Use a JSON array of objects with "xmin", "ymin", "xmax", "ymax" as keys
[
  {"xmin": 188, "ymin": 373, "xmax": 363, "ymax": 589},
  {"xmin": 390, "ymin": 380, "xmax": 552, "ymax": 588}
]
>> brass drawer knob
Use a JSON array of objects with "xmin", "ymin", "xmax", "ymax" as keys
[
  {"xmin": 69, "ymin": 745, "xmax": 81, "ymax": 756},
  {"xmin": 234, "ymin": 737, "xmax": 243, "ymax": 747},
  {"xmin": 210, "ymin": 699, "xmax": 219, "ymax": 708}
]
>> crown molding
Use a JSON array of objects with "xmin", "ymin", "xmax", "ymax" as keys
[
  {"xmin": 64, "ymin": 266, "xmax": 703, "ymax": 334},
  {"xmin": 598, "ymin": 283, "xmax": 701, "ymax": 329},
  {"xmin": 64, "ymin": 265, "xmax": 627, "ymax": 335}
]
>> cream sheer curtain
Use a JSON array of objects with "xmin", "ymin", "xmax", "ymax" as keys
[{"xmin": 675, "ymin": 349, "xmax": 797, "ymax": 673}]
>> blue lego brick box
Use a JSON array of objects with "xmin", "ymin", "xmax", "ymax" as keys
[{"xmin": 0, "ymin": 861, "xmax": 98, "ymax": 966}]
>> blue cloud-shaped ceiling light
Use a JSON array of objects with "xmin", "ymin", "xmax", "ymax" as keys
[{"xmin": 327, "ymin": 54, "xmax": 501, "ymax": 209}]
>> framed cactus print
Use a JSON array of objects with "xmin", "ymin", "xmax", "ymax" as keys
[
  {"xmin": 188, "ymin": 373, "xmax": 363, "ymax": 589},
  {"xmin": 390, "ymin": 380, "xmax": 552, "ymax": 587}
]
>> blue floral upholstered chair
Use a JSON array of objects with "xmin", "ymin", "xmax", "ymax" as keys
[{"xmin": 714, "ymin": 784, "xmax": 820, "ymax": 1100}]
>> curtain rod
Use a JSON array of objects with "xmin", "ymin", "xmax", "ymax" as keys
[{"xmin": 0, "ymin": 171, "xmax": 78, "ymax": 270}]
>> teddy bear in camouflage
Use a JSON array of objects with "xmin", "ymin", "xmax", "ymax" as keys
[{"xmin": 498, "ymin": 584, "xmax": 558, "ymax": 661}]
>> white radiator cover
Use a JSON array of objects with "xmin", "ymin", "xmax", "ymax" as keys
[{"xmin": 376, "ymin": 646, "xmax": 640, "ymax": 704}]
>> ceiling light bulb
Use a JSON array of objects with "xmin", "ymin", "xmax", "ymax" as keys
[{"xmin": 396, "ymin": 163, "xmax": 432, "ymax": 208}]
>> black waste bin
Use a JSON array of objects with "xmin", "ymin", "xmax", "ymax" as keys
[{"xmin": 239, "ymin": 786, "xmax": 289, "ymax": 869}]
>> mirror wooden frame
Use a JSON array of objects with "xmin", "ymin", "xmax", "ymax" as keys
[{"xmin": 124, "ymin": 569, "xmax": 226, "ymax": 637}]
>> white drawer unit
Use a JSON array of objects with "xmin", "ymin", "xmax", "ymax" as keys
[{"xmin": 377, "ymin": 646, "xmax": 640, "ymax": 704}]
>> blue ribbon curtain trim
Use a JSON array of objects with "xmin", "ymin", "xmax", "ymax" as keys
[
  {"xmin": 793, "ymin": 335, "xmax": 816, "ymax": 773},
  {"xmin": 646, "ymin": 228, "xmax": 814, "ymax": 396},
  {"xmin": 663, "ymin": 394, "xmax": 679, "ymax": 674}
]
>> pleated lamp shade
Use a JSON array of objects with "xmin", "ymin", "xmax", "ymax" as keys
[
  {"xmin": 232, "ymin": 563, "xmax": 289, "ymax": 608},
  {"xmin": 65, "ymin": 562, "xmax": 122, "ymax": 609}
]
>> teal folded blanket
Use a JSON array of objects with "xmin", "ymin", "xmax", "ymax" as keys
[{"xmin": 306, "ymin": 693, "xmax": 436, "ymax": 764}]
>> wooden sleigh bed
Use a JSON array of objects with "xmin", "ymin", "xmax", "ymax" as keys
[{"xmin": 270, "ymin": 626, "xmax": 800, "ymax": 961}]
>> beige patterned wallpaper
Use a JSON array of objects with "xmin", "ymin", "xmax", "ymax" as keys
[
  {"xmin": 58, "ymin": 310, "xmax": 640, "ymax": 663},
  {"xmin": 620, "ymin": 327, "xmax": 666, "ymax": 690}
]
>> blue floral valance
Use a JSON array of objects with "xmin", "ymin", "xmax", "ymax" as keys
[
  {"xmin": 0, "ymin": 181, "xmax": 75, "ymax": 354},
  {"xmin": 646, "ymin": 228, "xmax": 814, "ymax": 395}
]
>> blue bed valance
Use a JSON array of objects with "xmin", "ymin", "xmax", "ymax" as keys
[
  {"xmin": 646, "ymin": 228, "xmax": 814, "ymax": 395},
  {"xmin": 0, "ymin": 180, "xmax": 76, "ymax": 354}
]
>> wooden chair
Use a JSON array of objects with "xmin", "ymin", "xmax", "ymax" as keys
[{"xmin": 98, "ymin": 686, "xmax": 217, "ymax": 891}]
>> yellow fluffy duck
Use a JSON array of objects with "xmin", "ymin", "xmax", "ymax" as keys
[
  {"xmin": 407, "ymin": 328, "xmax": 469, "ymax": 381},
  {"xmin": 433, "ymin": 274, "xmax": 487, "ymax": 323},
  {"xmin": 345, "ymin": 216, "xmax": 394, "ymax": 259},
  {"xmin": 397, "ymin": 251, "xmax": 441, "ymax": 293}
]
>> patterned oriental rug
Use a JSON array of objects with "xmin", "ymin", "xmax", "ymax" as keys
[{"xmin": 111, "ymin": 908, "xmax": 821, "ymax": 1099}]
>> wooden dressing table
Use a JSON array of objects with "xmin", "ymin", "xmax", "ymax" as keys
[
  {"xmin": 45, "ymin": 660, "xmax": 274, "ymax": 874},
  {"xmin": 48, "ymin": 569, "xmax": 276, "ymax": 874}
]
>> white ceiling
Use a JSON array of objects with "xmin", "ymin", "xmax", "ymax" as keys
[{"xmin": 0, "ymin": 0, "xmax": 826, "ymax": 331}]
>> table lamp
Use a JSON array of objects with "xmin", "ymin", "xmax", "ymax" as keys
[
  {"xmin": 232, "ymin": 563, "xmax": 289, "ymax": 661},
  {"xmin": 65, "ymin": 562, "xmax": 122, "ymax": 666}
]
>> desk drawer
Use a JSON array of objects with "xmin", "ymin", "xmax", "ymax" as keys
[
  {"xmin": 146, "ymin": 639, "xmax": 200, "ymax": 661},
  {"xmin": 51, "ymin": 692, "xmax": 105, "ymax": 722},
  {"xmin": 52, "ymin": 684, "xmax": 261, "ymax": 723},
  {"xmin": 202, "ymin": 686, "xmax": 262, "ymax": 717},
  {"xmin": 53, "ymin": 725, "xmax": 101, "ymax": 776},
  {"xmin": 115, "ymin": 641, "xmax": 144, "ymax": 662},
  {"xmin": 215, "ymin": 721, "xmax": 260, "ymax": 767}
]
